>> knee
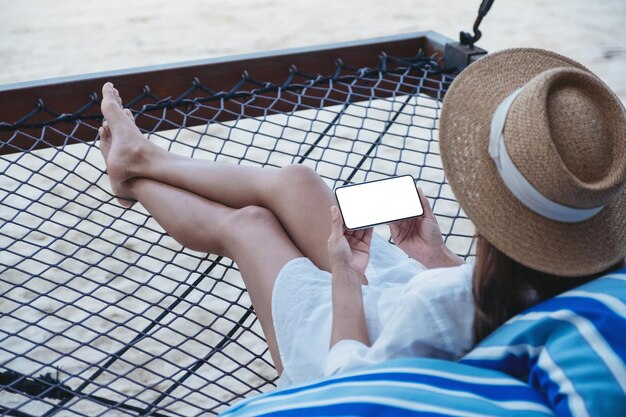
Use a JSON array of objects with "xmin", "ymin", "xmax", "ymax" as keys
[
  {"xmin": 226, "ymin": 205, "xmax": 280, "ymax": 238},
  {"xmin": 230, "ymin": 205, "xmax": 277, "ymax": 227},
  {"xmin": 222, "ymin": 205, "xmax": 282, "ymax": 257},
  {"xmin": 276, "ymin": 164, "xmax": 326, "ymax": 191}
]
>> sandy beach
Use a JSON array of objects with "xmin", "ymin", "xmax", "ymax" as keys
[
  {"xmin": 1, "ymin": 0, "xmax": 625, "ymax": 415},
  {"xmin": 1, "ymin": 0, "xmax": 624, "ymax": 102}
]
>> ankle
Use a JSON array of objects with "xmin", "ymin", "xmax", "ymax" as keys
[
  {"xmin": 137, "ymin": 141, "xmax": 169, "ymax": 178},
  {"xmin": 124, "ymin": 137, "xmax": 155, "ymax": 178},
  {"xmin": 123, "ymin": 177, "xmax": 140, "ymax": 196}
]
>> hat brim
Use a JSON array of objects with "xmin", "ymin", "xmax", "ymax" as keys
[{"xmin": 439, "ymin": 48, "xmax": 626, "ymax": 276}]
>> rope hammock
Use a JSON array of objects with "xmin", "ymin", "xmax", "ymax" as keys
[{"xmin": 0, "ymin": 31, "xmax": 485, "ymax": 416}]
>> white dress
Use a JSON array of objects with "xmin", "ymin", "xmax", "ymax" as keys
[{"xmin": 271, "ymin": 232, "xmax": 475, "ymax": 387}]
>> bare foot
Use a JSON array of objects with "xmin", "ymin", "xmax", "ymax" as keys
[
  {"xmin": 99, "ymin": 113, "xmax": 136, "ymax": 207},
  {"xmin": 99, "ymin": 82, "xmax": 148, "ymax": 207}
]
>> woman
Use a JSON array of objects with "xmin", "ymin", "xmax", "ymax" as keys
[{"xmin": 98, "ymin": 48, "xmax": 626, "ymax": 387}]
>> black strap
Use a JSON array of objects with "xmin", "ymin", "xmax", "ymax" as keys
[{"xmin": 460, "ymin": 0, "xmax": 496, "ymax": 47}]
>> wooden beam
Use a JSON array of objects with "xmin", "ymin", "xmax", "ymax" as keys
[{"xmin": 0, "ymin": 31, "xmax": 459, "ymax": 154}]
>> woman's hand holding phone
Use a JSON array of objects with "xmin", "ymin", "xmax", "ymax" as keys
[
  {"xmin": 327, "ymin": 206, "xmax": 371, "ymax": 285},
  {"xmin": 389, "ymin": 188, "xmax": 464, "ymax": 269}
]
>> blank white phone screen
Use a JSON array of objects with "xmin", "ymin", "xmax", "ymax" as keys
[{"xmin": 335, "ymin": 175, "xmax": 424, "ymax": 230}]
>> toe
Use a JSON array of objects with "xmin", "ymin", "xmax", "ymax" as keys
[
  {"xmin": 102, "ymin": 121, "xmax": 112, "ymax": 138},
  {"xmin": 98, "ymin": 127, "xmax": 111, "ymax": 158},
  {"xmin": 114, "ymin": 88, "xmax": 122, "ymax": 105},
  {"xmin": 123, "ymin": 108, "xmax": 134, "ymax": 120},
  {"xmin": 99, "ymin": 123, "xmax": 110, "ymax": 140}
]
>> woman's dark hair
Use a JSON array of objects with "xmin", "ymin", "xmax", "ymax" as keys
[{"xmin": 472, "ymin": 234, "xmax": 625, "ymax": 343}]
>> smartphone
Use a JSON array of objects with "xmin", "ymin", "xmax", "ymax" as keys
[{"xmin": 334, "ymin": 175, "xmax": 424, "ymax": 230}]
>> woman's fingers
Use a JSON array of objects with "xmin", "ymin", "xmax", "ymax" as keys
[
  {"xmin": 417, "ymin": 187, "xmax": 435, "ymax": 219},
  {"xmin": 362, "ymin": 227, "xmax": 373, "ymax": 246},
  {"xmin": 344, "ymin": 224, "xmax": 373, "ymax": 245}
]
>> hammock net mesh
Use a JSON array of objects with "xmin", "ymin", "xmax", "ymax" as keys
[{"xmin": 0, "ymin": 50, "xmax": 473, "ymax": 416}]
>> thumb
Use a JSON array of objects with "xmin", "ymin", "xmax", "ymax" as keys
[
  {"xmin": 417, "ymin": 187, "xmax": 434, "ymax": 219},
  {"xmin": 329, "ymin": 206, "xmax": 344, "ymax": 239},
  {"xmin": 388, "ymin": 221, "xmax": 401, "ymax": 241}
]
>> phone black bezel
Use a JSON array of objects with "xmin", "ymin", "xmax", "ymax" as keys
[{"xmin": 334, "ymin": 174, "xmax": 424, "ymax": 230}]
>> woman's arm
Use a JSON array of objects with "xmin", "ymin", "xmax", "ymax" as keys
[
  {"xmin": 330, "ymin": 266, "xmax": 369, "ymax": 347},
  {"xmin": 327, "ymin": 206, "xmax": 372, "ymax": 348},
  {"xmin": 324, "ymin": 263, "xmax": 475, "ymax": 377}
]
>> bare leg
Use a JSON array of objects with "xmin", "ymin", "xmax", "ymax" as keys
[
  {"xmin": 118, "ymin": 177, "xmax": 301, "ymax": 374},
  {"xmin": 100, "ymin": 97, "xmax": 304, "ymax": 374},
  {"xmin": 100, "ymin": 82, "xmax": 336, "ymax": 271}
]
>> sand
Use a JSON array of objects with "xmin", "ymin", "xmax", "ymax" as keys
[
  {"xmin": 0, "ymin": 0, "xmax": 624, "ymax": 102},
  {"xmin": 1, "ymin": 0, "xmax": 625, "ymax": 415}
]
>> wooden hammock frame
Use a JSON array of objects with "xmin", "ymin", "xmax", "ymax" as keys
[{"xmin": 0, "ymin": 31, "xmax": 485, "ymax": 153}]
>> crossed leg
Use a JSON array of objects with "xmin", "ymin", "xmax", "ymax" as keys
[
  {"xmin": 99, "ymin": 83, "xmax": 336, "ymax": 272},
  {"xmin": 123, "ymin": 178, "xmax": 300, "ymax": 373},
  {"xmin": 99, "ymin": 83, "xmax": 337, "ymax": 373}
]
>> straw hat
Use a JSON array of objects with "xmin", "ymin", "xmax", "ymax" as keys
[{"xmin": 439, "ymin": 48, "xmax": 626, "ymax": 277}]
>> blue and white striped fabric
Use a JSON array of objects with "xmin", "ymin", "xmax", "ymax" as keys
[
  {"xmin": 219, "ymin": 358, "xmax": 554, "ymax": 417},
  {"xmin": 220, "ymin": 270, "xmax": 626, "ymax": 417},
  {"xmin": 461, "ymin": 270, "xmax": 626, "ymax": 417}
]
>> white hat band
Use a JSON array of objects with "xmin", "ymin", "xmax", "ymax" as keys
[{"xmin": 488, "ymin": 88, "xmax": 605, "ymax": 223}]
